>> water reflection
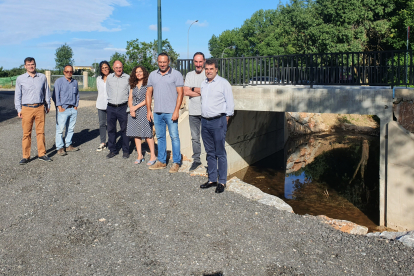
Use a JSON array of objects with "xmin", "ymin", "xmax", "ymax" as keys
[{"xmin": 228, "ymin": 134, "xmax": 380, "ymax": 232}]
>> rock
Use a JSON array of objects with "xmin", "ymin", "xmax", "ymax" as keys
[
  {"xmin": 397, "ymin": 231, "xmax": 414, "ymax": 248},
  {"xmin": 317, "ymin": 215, "xmax": 368, "ymax": 235},
  {"xmin": 226, "ymin": 177, "xmax": 294, "ymax": 213},
  {"xmin": 366, "ymin": 232, "xmax": 381, "ymax": 237},
  {"xmin": 380, "ymin": 231, "xmax": 407, "ymax": 240}
]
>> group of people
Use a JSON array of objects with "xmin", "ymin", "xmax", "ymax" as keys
[{"xmin": 14, "ymin": 52, "xmax": 234, "ymax": 193}]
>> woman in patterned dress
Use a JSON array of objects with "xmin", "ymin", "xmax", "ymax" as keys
[{"xmin": 126, "ymin": 66, "xmax": 157, "ymax": 165}]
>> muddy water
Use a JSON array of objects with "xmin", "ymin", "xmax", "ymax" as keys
[{"xmin": 228, "ymin": 134, "xmax": 380, "ymax": 232}]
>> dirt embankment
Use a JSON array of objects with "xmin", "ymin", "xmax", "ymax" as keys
[{"xmin": 286, "ymin": 112, "xmax": 379, "ymax": 137}]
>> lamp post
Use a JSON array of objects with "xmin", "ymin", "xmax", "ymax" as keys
[
  {"xmin": 187, "ymin": 20, "xmax": 198, "ymax": 59},
  {"xmin": 221, "ymin": 46, "xmax": 235, "ymax": 77},
  {"xmin": 157, "ymin": 0, "xmax": 162, "ymax": 54}
]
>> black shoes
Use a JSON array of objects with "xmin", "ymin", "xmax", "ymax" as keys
[
  {"xmin": 200, "ymin": 181, "xmax": 217, "ymax": 189},
  {"xmin": 38, "ymin": 155, "xmax": 52, "ymax": 162},
  {"xmin": 123, "ymin": 152, "xmax": 130, "ymax": 159},
  {"xmin": 189, "ymin": 161, "xmax": 202, "ymax": 172},
  {"xmin": 215, "ymin": 183, "xmax": 226, "ymax": 193},
  {"xmin": 19, "ymin": 158, "xmax": 29, "ymax": 165},
  {"xmin": 106, "ymin": 152, "xmax": 117, "ymax": 159}
]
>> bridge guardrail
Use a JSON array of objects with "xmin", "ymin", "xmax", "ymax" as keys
[{"xmin": 176, "ymin": 50, "xmax": 413, "ymax": 88}]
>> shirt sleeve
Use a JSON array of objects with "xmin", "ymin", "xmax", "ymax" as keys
[
  {"xmin": 223, "ymin": 81, "xmax": 234, "ymax": 116},
  {"xmin": 54, "ymin": 79, "xmax": 61, "ymax": 107},
  {"xmin": 75, "ymin": 80, "xmax": 80, "ymax": 107},
  {"xmin": 14, "ymin": 77, "xmax": 22, "ymax": 112},
  {"xmin": 44, "ymin": 76, "xmax": 51, "ymax": 109},
  {"xmin": 147, "ymin": 73, "xmax": 153, "ymax": 87},
  {"xmin": 184, "ymin": 72, "xmax": 191, "ymax": 87},
  {"xmin": 175, "ymin": 72, "xmax": 184, "ymax": 87}
]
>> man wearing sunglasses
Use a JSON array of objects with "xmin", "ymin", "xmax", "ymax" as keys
[{"xmin": 53, "ymin": 65, "xmax": 80, "ymax": 156}]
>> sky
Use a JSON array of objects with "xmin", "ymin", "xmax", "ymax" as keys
[{"xmin": 0, "ymin": 0, "xmax": 286, "ymax": 70}]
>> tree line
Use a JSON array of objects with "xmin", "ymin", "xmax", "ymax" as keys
[{"xmin": 209, "ymin": 0, "xmax": 414, "ymax": 58}]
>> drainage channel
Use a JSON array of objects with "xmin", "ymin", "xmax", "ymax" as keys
[{"xmin": 228, "ymin": 133, "xmax": 380, "ymax": 232}]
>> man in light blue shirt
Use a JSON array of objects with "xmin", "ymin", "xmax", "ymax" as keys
[
  {"xmin": 53, "ymin": 65, "xmax": 80, "ymax": 156},
  {"xmin": 199, "ymin": 59, "xmax": 234, "ymax": 193},
  {"xmin": 14, "ymin": 57, "xmax": 52, "ymax": 164}
]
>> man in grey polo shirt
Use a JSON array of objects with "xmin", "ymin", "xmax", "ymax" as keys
[
  {"xmin": 106, "ymin": 60, "xmax": 130, "ymax": 159},
  {"xmin": 184, "ymin": 52, "xmax": 206, "ymax": 172},
  {"xmin": 146, "ymin": 53, "xmax": 184, "ymax": 173}
]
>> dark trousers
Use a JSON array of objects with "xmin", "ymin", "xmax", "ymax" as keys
[
  {"xmin": 189, "ymin": 115, "xmax": 202, "ymax": 163},
  {"xmin": 201, "ymin": 115, "xmax": 228, "ymax": 184},
  {"xmin": 107, "ymin": 105, "xmax": 129, "ymax": 153},
  {"xmin": 98, "ymin": 109, "xmax": 107, "ymax": 144}
]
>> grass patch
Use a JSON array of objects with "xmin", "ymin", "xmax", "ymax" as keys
[{"xmin": 79, "ymin": 87, "xmax": 98, "ymax": 92}]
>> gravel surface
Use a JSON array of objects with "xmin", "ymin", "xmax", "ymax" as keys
[{"xmin": 1, "ymin": 91, "xmax": 413, "ymax": 275}]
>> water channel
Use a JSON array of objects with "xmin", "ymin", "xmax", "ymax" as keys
[{"xmin": 228, "ymin": 133, "xmax": 380, "ymax": 232}]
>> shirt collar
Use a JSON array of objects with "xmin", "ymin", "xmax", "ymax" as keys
[
  {"xmin": 157, "ymin": 67, "xmax": 172, "ymax": 75},
  {"xmin": 112, "ymin": 72, "xmax": 126, "ymax": 78},
  {"xmin": 25, "ymin": 72, "xmax": 39, "ymax": 78},
  {"xmin": 205, "ymin": 74, "xmax": 219, "ymax": 83}
]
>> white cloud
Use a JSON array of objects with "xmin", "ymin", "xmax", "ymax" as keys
[
  {"xmin": 0, "ymin": 0, "xmax": 129, "ymax": 45},
  {"xmin": 185, "ymin": 20, "xmax": 209, "ymax": 27},
  {"xmin": 104, "ymin": 48, "xmax": 127, "ymax": 52},
  {"xmin": 149, "ymin": 25, "xmax": 170, "ymax": 31}
]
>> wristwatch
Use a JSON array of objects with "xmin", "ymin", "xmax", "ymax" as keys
[{"xmin": 191, "ymin": 87, "xmax": 195, "ymax": 92}]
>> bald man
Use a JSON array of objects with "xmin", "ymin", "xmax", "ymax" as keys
[{"xmin": 106, "ymin": 60, "xmax": 131, "ymax": 159}]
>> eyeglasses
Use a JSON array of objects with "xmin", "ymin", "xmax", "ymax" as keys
[{"xmin": 64, "ymin": 71, "xmax": 73, "ymax": 73}]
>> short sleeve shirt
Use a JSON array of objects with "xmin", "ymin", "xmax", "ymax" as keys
[
  {"xmin": 147, "ymin": 67, "xmax": 184, "ymax": 113},
  {"xmin": 184, "ymin": 70, "xmax": 205, "ymax": 116}
]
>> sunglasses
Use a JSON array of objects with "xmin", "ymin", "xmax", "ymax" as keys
[{"xmin": 64, "ymin": 71, "xmax": 73, "ymax": 73}]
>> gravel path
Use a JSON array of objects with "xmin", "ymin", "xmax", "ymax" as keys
[{"xmin": 0, "ymin": 91, "xmax": 413, "ymax": 275}]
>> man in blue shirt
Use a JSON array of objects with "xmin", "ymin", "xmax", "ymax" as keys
[
  {"xmin": 53, "ymin": 65, "xmax": 80, "ymax": 156},
  {"xmin": 199, "ymin": 59, "xmax": 234, "ymax": 193},
  {"xmin": 14, "ymin": 57, "xmax": 52, "ymax": 164}
]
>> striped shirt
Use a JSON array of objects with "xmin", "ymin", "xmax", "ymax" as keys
[
  {"xmin": 147, "ymin": 67, "xmax": 184, "ymax": 113},
  {"xmin": 106, "ymin": 73, "xmax": 130, "ymax": 105}
]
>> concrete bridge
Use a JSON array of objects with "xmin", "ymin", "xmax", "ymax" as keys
[{"xmin": 172, "ymin": 86, "xmax": 414, "ymax": 231}]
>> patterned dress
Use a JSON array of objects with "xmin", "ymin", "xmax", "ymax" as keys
[{"xmin": 126, "ymin": 85, "xmax": 153, "ymax": 138}]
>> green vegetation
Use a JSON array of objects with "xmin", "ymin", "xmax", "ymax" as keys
[
  {"xmin": 109, "ymin": 39, "xmax": 178, "ymax": 74},
  {"xmin": 209, "ymin": 0, "xmax": 414, "ymax": 58},
  {"xmin": 55, "ymin": 43, "xmax": 74, "ymax": 73}
]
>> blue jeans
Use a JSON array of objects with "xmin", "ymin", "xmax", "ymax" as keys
[
  {"xmin": 56, "ymin": 107, "xmax": 77, "ymax": 150},
  {"xmin": 153, "ymin": 113, "xmax": 181, "ymax": 164}
]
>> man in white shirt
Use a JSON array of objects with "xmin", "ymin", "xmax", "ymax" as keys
[{"xmin": 199, "ymin": 59, "xmax": 234, "ymax": 193}]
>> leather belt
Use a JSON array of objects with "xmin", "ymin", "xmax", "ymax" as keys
[
  {"xmin": 22, "ymin": 103, "xmax": 43, "ymax": 108},
  {"xmin": 202, "ymin": 114, "xmax": 225, "ymax": 120},
  {"xmin": 107, "ymin": 102, "xmax": 127, "ymax": 107},
  {"xmin": 66, "ymin": 105, "xmax": 75, "ymax": 109}
]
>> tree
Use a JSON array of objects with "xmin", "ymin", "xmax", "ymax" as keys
[
  {"xmin": 55, "ymin": 43, "xmax": 74, "ymax": 73},
  {"xmin": 109, "ymin": 39, "xmax": 179, "ymax": 74},
  {"xmin": 208, "ymin": 0, "xmax": 414, "ymax": 57}
]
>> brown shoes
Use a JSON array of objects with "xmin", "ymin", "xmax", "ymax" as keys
[
  {"xmin": 57, "ymin": 148, "xmax": 67, "ymax": 156},
  {"xmin": 66, "ymin": 145, "xmax": 79, "ymax": 152},
  {"xmin": 169, "ymin": 163, "xmax": 180, "ymax": 173},
  {"xmin": 149, "ymin": 161, "xmax": 167, "ymax": 170}
]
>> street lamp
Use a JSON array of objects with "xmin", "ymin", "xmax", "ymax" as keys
[
  {"xmin": 187, "ymin": 20, "xmax": 198, "ymax": 59},
  {"xmin": 221, "ymin": 46, "xmax": 235, "ymax": 58},
  {"xmin": 157, "ymin": 0, "xmax": 162, "ymax": 54}
]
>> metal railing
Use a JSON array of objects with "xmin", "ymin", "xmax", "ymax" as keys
[{"xmin": 176, "ymin": 50, "xmax": 413, "ymax": 87}]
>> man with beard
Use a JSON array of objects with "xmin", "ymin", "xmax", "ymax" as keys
[
  {"xmin": 183, "ymin": 52, "xmax": 206, "ymax": 172},
  {"xmin": 146, "ymin": 53, "xmax": 184, "ymax": 173}
]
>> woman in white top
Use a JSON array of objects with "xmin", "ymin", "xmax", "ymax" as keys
[{"xmin": 96, "ymin": 61, "xmax": 113, "ymax": 151}]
